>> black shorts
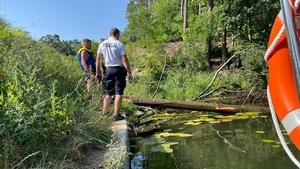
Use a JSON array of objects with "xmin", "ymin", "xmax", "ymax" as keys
[{"xmin": 102, "ymin": 66, "xmax": 127, "ymax": 95}]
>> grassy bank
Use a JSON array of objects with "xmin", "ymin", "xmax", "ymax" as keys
[{"xmin": 0, "ymin": 20, "xmax": 121, "ymax": 168}]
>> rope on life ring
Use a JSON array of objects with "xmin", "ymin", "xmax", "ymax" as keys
[
  {"xmin": 266, "ymin": 0, "xmax": 300, "ymax": 168},
  {"xmin": 268, "ymin": 88, "xmax": 300, "ymax": 168}
]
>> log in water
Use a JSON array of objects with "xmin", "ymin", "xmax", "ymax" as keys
[{"xmin": 124, "ymin": 96, "xmax": 270, "ymax": 113}]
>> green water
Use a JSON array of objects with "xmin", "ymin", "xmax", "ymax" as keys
[{"xmin": 131, "ymin": 112, "xmax": 300, "ymax": 169}]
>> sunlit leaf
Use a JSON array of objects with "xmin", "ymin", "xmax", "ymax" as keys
[
  {"xmin": 256, "ymin": 131, "xmax": 265, "ymax": 134},
  {"xmin": 236, "ymin": 116, "xmax": 249, "ymax": 120},
  {"xmin": 155, "ymin": 132, "xmax": 193, "ymax": 138},
  {"xmin": 192, "ymin": 118, "xmax": 215, "ymax": 122},
  {"xmin": 262, "ymin": 139, "xmax": 275, "ymax": 143},
  {"xmin": 150, "ymin": 145, "xmax": 173, "ymax": 153},
  {"xmin": 214, "ymin": 115, "xmax": 235, "ymax": 119},
  {"xmin": 272, "ymin": 145, "xmax": 280, "ymax": 148},
  {"xmin": 184, "ymin": 121, "xmax": 202, "ymax": 126},
  {"xmin": 209, "ymin": 121, "xmax": 221, "ymax": 124},
  {"xmin": 150, "ymin": 142, "xmax": 179, "ymax": 153},
  {"xmin": 219, "ymin": 119, "xmax": 232, "ymax": 123},
  {"xmin": 236, "ymin": 112, "xmax": 260, "ymax": 116}
]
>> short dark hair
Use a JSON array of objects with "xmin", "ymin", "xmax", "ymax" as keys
[
  {"xmin": 110, "ymin": 28, "xmax": 120, "ymax": 37},
  {"xmin": 82, "ymin": 38, "xmax": 91, "ymax": 43}
]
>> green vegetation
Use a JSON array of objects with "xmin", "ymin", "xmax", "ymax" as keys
[
  {"xmin": 0, "ymin": 0, "xmax": 282, "ymax": 168},
  {"xmin": 123, "ymin": 0, "xmax": 279, "ymax": 102},
  {"xmin": 39, "ymin": 34, "xmax": 100, "ymax": 56},
  {"xmin": 102, "ymin": 138, "xmax": 128, "ymax": 169},
  {"xmin": 0, "ymin": 20, "xmax": 113, "ymax": 168}
]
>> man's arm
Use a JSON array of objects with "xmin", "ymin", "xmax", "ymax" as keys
[
  {"xmin": 96, "ymin": 53, "xmax": 103, "ymax": 80},
  {"xmin": 81, "ymin": 51, "xmax": 90, "ymax": 77},
  {"xmin": 122, "ymin": 54, "xmax": 133, "ymax": 82}
]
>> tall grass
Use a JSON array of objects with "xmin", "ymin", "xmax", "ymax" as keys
[{"xmin": 0, "ymin": 21, "xmax": 112, "ymax": 168}]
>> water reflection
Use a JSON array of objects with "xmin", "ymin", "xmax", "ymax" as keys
[{"xmin": 131, "ymin": 112, "xmax": 300, "ymax": 169}]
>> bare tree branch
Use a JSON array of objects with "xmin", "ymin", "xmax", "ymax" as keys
[
  {"xmin": 193, "ymin": 50, "xmax": 245, "ymax": 101},
  {"xmin": 197, "ymin": 76, "xmax": 240, "ymax": 100},
  {"xmin": 242, "ymin": 86, "xmax": 255, "ymax": 105},
  {"xmin": 152, "ymin": 54, "xmax": 168, "ymax": 98}
]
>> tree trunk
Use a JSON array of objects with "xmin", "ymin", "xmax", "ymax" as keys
[
  {"xmin": 124, "ymin": 97, "xmax": 270, "ymax": 114},
  {"xmin": 147, "ymin": 0, "xmax": 151, "ymax": 10},
  {"xmin": 207, "ymin": 0, "xmax": 214, "ymax": 68},
  {"xmin": 222, "ymin": 25, "xmax": 228, "ymax": 63},
  {"xmin": 247, "ymin": 16, "xmax": 252, "ymax": 42},
  {"xmin": 183, "ymin": 0, "xmax": 188, "ymax": 32},
  {"xmin": 198, "ymin": 2, "xmax": 202, "ymax": 15},
  {"xmin": 181, "ymin": 0, "xmax": 184, "ymax": 17},
  {"xmin": 207, "ymin": 37, "xmax": 213, "ymax": 68},
  {"xmin": 208, "ymin": 0, "xmax": 213, "ymax": 11}
]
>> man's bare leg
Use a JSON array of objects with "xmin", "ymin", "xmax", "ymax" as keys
[
  {"xmin": 114, "ymin": 95, "xmax": 122, "ymax": 116},
  {"xmin": 103, "ymin": 95, "xmax": 112, "ymax": 114}
]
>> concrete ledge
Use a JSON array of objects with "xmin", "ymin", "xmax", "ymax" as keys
[{"xmin": 112, "ymin": 120, "xmax": 130, "ymax": 169}]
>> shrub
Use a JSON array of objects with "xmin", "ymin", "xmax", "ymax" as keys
[{"xmin": 230, "ymin": 42, "xmax": 268, "ymax": 90}]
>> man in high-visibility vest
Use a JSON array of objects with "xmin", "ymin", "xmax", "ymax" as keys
[
  {"xmin": 77, "ymin": 39, "xmax": 96, "ymax": 99},
  {"xmin": 96, "ymin": 28, "xmax": 133, "ymax": 121}
]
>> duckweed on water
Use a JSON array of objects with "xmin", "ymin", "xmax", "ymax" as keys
[
  {"xmin": 236, "ymin": 116, "xmax": 250, "ymax": 120},
  {"xmin": 184, "ymin": 121, "xmax": 202, "ymax": 126},
  {"xmin": 192, "ymin": 118, "xmax": 215, "ymax": 122},
  {"xmin": 179, "ymin": 112, "xmax": 264, "ymax": 126},
  {"xmin": 236, "ymin": 112, "xmax": 260, "ymax": 116},
  {"xmin": 209, "ymin": 121, "xmax": 221, "ymax": 124},
  {"xmin": 150, "ymin": 142, "xmax": 179, "ymax": 153},
  {"xmin": 219, "ymin": 119, "xmax": 233, "ymax": 123},
  {"xmin": 262, "ymin": 139, "xmax": 275, "ymax": 143},
  {"xmin": 155, "ymin": 132, "xmax": 193, "ymax": 138},
  {"xmin": 256, "ymin": 131, "xmax": 265, "ymax": 134},
  {"xmin": 214, "ymin": 115, "xmax": 233, "ymax": 119},
  {"xmin": 272, "ymin": 145, "xmax": 281, "ymax": 148}
]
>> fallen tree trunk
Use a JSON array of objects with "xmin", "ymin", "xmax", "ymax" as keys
[{"xmin": 123, "ymin": 96, "xmax": 270, "ymax": 114}]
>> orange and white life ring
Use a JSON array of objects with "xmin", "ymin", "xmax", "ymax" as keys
[{"xmin": 266, "ymin": 0, "xmax": 300, "ymax": 150}]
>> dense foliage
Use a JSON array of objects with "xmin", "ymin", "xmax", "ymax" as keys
[
  {"xmin": 39, "ymin": 34, "xmax": 99, "ymax": 56},
  {"xmin": 0, "ymin": 0, "xmax": 282, "ymax": 167},
  {"xmin": 123, "ymin": 0, "xmax": 279, "ymax": 100},
  {"xmin": 0, "ymin": 20, "xmax": 112, "ymax": 168}
]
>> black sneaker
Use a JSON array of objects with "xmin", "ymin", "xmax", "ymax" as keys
[{"xmin": 113, "ymin": 114, "xmax": 125, "ymax": 121}]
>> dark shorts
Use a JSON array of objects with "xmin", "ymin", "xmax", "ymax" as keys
[{"xmin": 102, "ymin": 66, "xmax": 127, "ymax": 95}]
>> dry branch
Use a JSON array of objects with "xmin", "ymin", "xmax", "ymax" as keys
[
  {"xmin": 196, "ymin": 76, "xmax": 240, "ymax": 100},
  {"xmin": 152, "ymin": 54, "xmax": 168, "ymax": 98},
  {"xmin": 194, "ymin": 50, "xmax": 245, "ymax": 101}
]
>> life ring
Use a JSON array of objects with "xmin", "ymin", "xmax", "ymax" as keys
[{"xmin": 267, "ymin": 0, "xmax": 300, "ymax": 150}]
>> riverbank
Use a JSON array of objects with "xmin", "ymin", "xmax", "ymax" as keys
[{"xmin": 81, "ymin": 119, "xmax": 129, "ymax": 169}]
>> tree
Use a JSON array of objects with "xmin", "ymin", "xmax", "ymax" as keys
[
  {"xmin": 183, "ymin": 0, "xmax": 188, "ymax": 32},
  {"xmin": 207, "ymin": 0, "xmax": 214, "ymax": 68},
  {"xmin": 39, "ymin": 34, "xmax": 81, "ymax": 56}
]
